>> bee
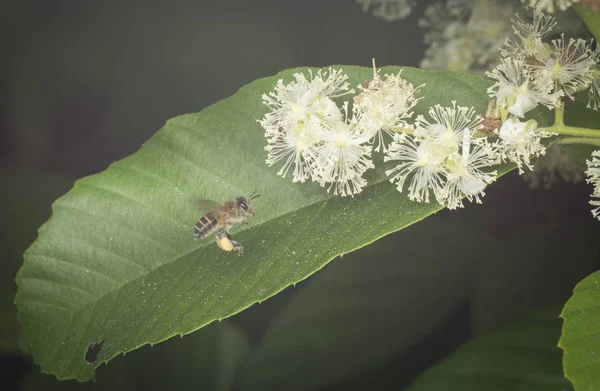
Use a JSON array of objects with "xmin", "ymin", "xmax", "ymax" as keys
[{"xmin": 193, "ymin": 192, "xmax": 260, "ymax": 255}]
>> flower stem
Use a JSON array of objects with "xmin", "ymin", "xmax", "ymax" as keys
[
  {"xmin": 500, "ymin": 108, "xmax": 508, "ymax": 123},
  {"xmin": 555, "ymin": 137, "xmax": 600, "ymax": 147},
  {"xmin": 545, "ymin": 102, "xmax": 600, "ymax": 138},
  {"xmin": 392, "ymin": 127, "xmax": 414, "ymax": 135},
  {"xmin": 546, "ymin": 124, "xmax": 600, "ymax": 138},
  {"xmin": 555, "ymin": 103, "xmax": 565, "ymax": 126}
]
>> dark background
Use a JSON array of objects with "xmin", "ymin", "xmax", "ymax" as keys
[
  {"xmin": 1, "ymin": 0, "xmax": 427, "ymax": 177},
  {"xmin": 2, "ymin": 1, "xmax": 599, "ymax": 390}
]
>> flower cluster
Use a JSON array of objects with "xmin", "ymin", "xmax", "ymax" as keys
[
  {"xmin": 484, "ymin": 9, "xmax": 600, "ymax": 219},
  {"xmin": 385, "ymin": 103, "xmax": 498, "ymax": 209},
  {"xmin": 259, "ymin": 66, "xmax": 419, "ymax": 197},
  {"xmin": 419, "ymin": 0, "xmax": 517, "ymax": 74},
  {"xmin": 294, "ymin": 6, "xmax": 600, "ymax": 220},
  {"xmin": 259, "ymin": 67, "xmax": 501, "ymax": 209},
  {"xmin": 521, "ymin": 0, "xmax": 580, "ymax": 13},
  {"xmin": 487, "ymin": 58, "xmax": 559, "ymax": 118},
  {"xmin": 496, "ymin": 117, "xmax": 555, "ymax": 173},
  {"xmin": 259, "ymin": 39, "xmax": 600, "ymax": 218},
  {"xmin": 494, "ymin": 11, "xmax": 596, "ymax": 107},
  {"xmin": 260, "ymin": 69, "xmax": 353, "ymax": 185},
  {"xmin": 357, "ymin": 0, "xmax": 415, "ymax": 21},
  {"xmin": 486, "ymin": 10, "xmax": 600, "ymax": 171},
  {"xmin": 354, "ymin": 69, "xmax": 421, "ymax": 152},
  {"xmin": 586, "ymin": 151, "xmax": 600, "ymax": 220}
]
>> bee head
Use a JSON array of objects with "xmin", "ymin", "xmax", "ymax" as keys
[{"xmin": 237, "ymin": 196, "xmax": 255, "ymax": 216}]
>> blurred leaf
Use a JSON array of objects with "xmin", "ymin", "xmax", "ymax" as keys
[
  {"xmin": 22, "ymin": 320, "xmax": 249, "ymax": 391},
  {"xmin": 235, "ymin": 218, "xmax": 481, "ymax": 391},
  {"xmin": 576, "ymin": 4, "xmax": 600, "ymax": 42},
  {"xmin": 468, "ymin": 179, "xmax": 600, "ymax": 333},
  {"xmin": 16, "ymin": 66, "xmax": 516, "ymax": 382},
  {"xmin": 0, "ymin": 170, "xmax": 73, "ymax": 351},
  {"xmin": 406, "ymin": 304, "xmax": 573, "ymax": 391},
  {"xmin": 560, "ymin": 270, "xmax": 600, "ymax": 391},
  {"xmin": 559, "ymin": 144, "xmax": 597, "ymax": 172}
]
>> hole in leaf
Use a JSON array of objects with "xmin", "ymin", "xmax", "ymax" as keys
[{"xmin": 84, "ymin": 339, "xmax": 104, "ymax": 364}]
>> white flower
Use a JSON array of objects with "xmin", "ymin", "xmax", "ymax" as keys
[
  {"xmin": 259, "ymin": 68, "xmax": 353, "ymax": 182},
  {"xmin": 586, "ymin": 150, "xmax": 600, "ymax": 220},
  {"xmin": 354, "ymin": 68, "xmax": 421, "ymax": 152},
  {"xmin": 416, "ymin": 101, "xmax": 483, "ymax": 154},
  {"xmin": 497, "ymin": 117, "xmax": 555, "ymax": 173},
  {"xmin": 264, "ymin": 116, "xmax": 324, "ymax": 182},
  {"xmin": 385, "ymin": 133, "xmax": 447, "ymax": 203},
  {"xmin": 586, "ymin": 40, "xmax": 600, "ymax": 110},
  {"xmin": 386, "ymin": 102, "xmax": 498, "ymax": 209},
  {"xmin": 487, "ymin": 58, "xmax": 560, "ymax": 117},
  {"xmin": 531, "ymin": 35, "xmax": 594, "ymax": 98},
  {"xmin": 502, "ymin": 10, "xmax": 557, "ymax": 59},
  {"xmin": 260, "ymin": 68, "xmax": 351, "ymax": 133},
  {"xmin": 357, "ymin": 0, "xmax": 414, "ymax": 21},
  {"xmin": 310, "ymin": 104, "xmax": 374, "ymax": 197},
  {"xmin": 442, "ymin": 133, "xmax": 498, "ymax": 210},
  {"xmin": 521, "ymin": 0, "xmax": 580, "ymax": 13}
]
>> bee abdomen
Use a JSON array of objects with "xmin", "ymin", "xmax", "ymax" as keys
[{"xmin": 194, "ymin": 213, "xmax": 217, "ymax": 239}]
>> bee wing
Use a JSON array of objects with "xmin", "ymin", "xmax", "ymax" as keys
[{"xmin": 193, "ymin": 199, "xmax": 220, "ymax": 213}]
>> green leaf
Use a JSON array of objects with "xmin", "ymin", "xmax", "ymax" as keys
[
  {"xmin": 15, "ymin": 66, "xmax": 510, "ymax": 382},
  {"xmin": 406, "ymin": 304, "xmax": 573, "ymax": 391},
  {"xmin": 235, "ymin": 217, "xmax": 481, "ymax": 391},
  {"xmin": 559, "ymin": 144, "xmax": 597, "ymax": 173},
  {"xmin": 22, "ymin": 320, "xmax": 249, "ymax": 391},
  {"xmin": 560, "ymin": 270, "xmax": 600, "ymax": 390},
  {"xmin": 0, "ymin": 170, "xmax": 73, "ymax": 351},
  {"xmin": 576, "ymin": 4, "xmax": 600, "ymax": 42}
]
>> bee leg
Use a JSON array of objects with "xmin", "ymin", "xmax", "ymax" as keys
[
  {"xmin": 225, "ymin": 232, "xmax": 243, "ymax": 256},
  {"xmin": 216, "ymin": 229, "xmax": 227, "ymax": 240},
  {"xmin": 219, "ymin": 230, "xmax": 243, "ymax": 256},
  {"xmin": 232, "ymin": 239, "xmax": 243, "ymax": 255}
]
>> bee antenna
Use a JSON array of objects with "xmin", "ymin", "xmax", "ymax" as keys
[{"xmin": 250, "ymin": 192, "xmax": 261, "ymax": 201}]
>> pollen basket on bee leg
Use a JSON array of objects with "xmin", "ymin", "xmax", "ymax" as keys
[{"xmin": 216, "ymin": 236, "xmax": 234, "ymax": 252}]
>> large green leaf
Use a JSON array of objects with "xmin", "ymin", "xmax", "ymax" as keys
[
  {"xmin": 15, "ymin": 66, "xmax": 509, "ymax": 382},
  {"xmin": 22, "ymin": 320, "xmax": 249, "ymax": 391},
  {"xmin": 0, "ymin": 170, "xmax": 74, "ymax": 351},
  {"xmin": 405, "ymin": 304, "xmax": 573, "ymax": 391},
  {"xmin": 234, "ymin": 218, "xmax": 481, "ymax": 391},
  {"xmin": 560, "ymin": 270, "xmax": 600, "ymax": 391}
]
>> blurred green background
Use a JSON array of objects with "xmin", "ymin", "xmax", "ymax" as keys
[{"xmin": 2, "ymin": 1, "xmax": 599, "ymax": 390}]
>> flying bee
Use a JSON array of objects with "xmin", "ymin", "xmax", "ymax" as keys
[{"xmin": 193, "ymin": 191, "xmax": 260, "ymax": 255}]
